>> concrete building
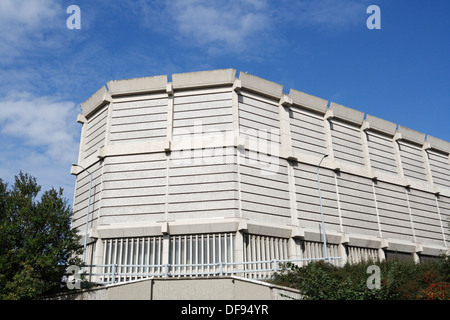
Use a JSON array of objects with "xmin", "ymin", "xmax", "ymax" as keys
[{"xmin": 71, "ymin": 69, "xmax": 450, "ymax": 283}]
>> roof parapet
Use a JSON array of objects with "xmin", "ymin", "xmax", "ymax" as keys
[
  {"xmin": 172, "ymin": 69, "xmax": 236, "ymax": 89},
  {"xmin": 238, "ymin": 71, "xmax": 283, "ymax": 100},
  {"xmin": 289, "ymin": 89, "xmax": 328, "ymax": 114},
  {"xmin": 426, "ymin": 135, "xmax": 450, "ymax": 154},
  {"xmin": 365, "ymin": 114, "xmax": 397, "ymax": 136},
  {"xmin": 107, "ymin": 75, "xmax": 168, "ymax": 96},
  {"xmin": 329, "ymin": 101, "xmax": 365, "ymax": 125},
  {"xmin": 81, "ymin": 86, "xmax": 111, "ymax": 118},
  {"xmin": 397, "ymin": 125, "xmax": 426, "ymax": 145}
]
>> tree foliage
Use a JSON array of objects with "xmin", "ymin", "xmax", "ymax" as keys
[
  {"xmin": 0, "ymin": 172, "xmax": 82, "ymax": 300},
  {"xmin": 271, "ymin": 256, "xmax": 450, "ymax": 300}
]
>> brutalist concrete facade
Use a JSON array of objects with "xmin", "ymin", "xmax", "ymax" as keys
[{"xmin": 71, "ymin": 69, "xmax": 450, "ymax": 278}]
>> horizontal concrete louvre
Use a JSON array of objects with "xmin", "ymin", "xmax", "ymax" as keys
[
  {"xmin": 238, "ymin": 91, "xmax": 280, "ymax": 144},
  {"xmin": 329, "ymin": 119, "xmax": 365, "ymax": 166},
  {"xmin": 168, "ymin": 148, "xmax": 237, "ymax": 219},
  {"xmin": 100, "ymin": 207, "xmax": 166, "ymax": 225},
  {"xmin": 172, "ymin": 88, "xmax": 233, "ymax": 138},
  {"xmin": 239, "ymin": 150, "xmax": 290, "ymax": 223},
  {"xmin": 84, "ymin": 105, "xmax": 108, "ymax": 159},
  {"xmin": 72, "ymin": 162, "xmax": 103, "ymax": 230},
  {"xmin": 169, "ymin": 171, "xmax": 234, "ymax": 185},
  {"xmin": 408, "ymin": 189, "xmax": 445, "ymax": 246},
  {"xmin": 398, "ymin": 140, "xmax": 427, "ymax": 181},
  {"xmin": 366, "ymin": 131, "xmax": 398, "ymax": 174},
  {"xmin": 289, "ymin": 107, "xmax": 327, "ymax": 156},
  {"xmin": 427, "ymin": 150, "xmax": 450, "ymax": 188},
  {"xmin": 336, "ymin": 172, "xmax": 379, "ymax": 237},
  {"xmin": 101, "ymin": 154, "xmax": 167, "ymax": 224},
  {"xmin": 110, "ymin": 95, "xmax": 168, "ymax": 144},
  {"xmin": 294, "ymin": 163, "xmax": 340, "ymax": 231},
  {"xmin": 374, "ymin": 181, "xmax": 414, "ymax": 242}
]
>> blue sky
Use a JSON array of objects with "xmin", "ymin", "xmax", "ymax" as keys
[{"xmin": 0, "ymin": 0, "xmax": 449, "ymax": 206}]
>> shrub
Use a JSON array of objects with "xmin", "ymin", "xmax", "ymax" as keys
[{"xmin": 270, "ymin": 256, "xmax": 450, "ymax": 300}]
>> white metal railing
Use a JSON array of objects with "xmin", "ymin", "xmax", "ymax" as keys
[{"xmin": 77, "ymin": 256, "xmax": 342, "ymax": 285}]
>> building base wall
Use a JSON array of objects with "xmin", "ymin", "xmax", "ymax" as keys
[{"xmin": 53, "ymin": 276, "xmax": 301, "ymax": 300}]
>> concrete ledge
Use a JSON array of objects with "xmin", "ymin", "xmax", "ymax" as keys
[
  {"xmin": 347, "ymin": 235, "xmax": 382, "ymax": 250},
  {"xmin": 95, "ymin": 223, "xmax": 163, "ymax": 239},
  {"xmin": 239, "ymin": 72, "xmax": 283, "ymax": 100},
  {"xmin": 107, "ymin": 75, "xmax": 168, "ymax": 96},
  {"xmin": 172, "ymin": 69, "xmax": 236, "ymax": 89},
  {"xmin": 420, "ymin": 244, "xmax": 448, "ymax": 256},
  {"xmin": 397, "ymin": 125, "xmax": 426, "ymax": 145},
  {"xmin": 426, "ymin": 135, "xmax": 450, "ymax": 154},
  {"xmin": 289, "ymin": 89, "xmax": 328, "ymax": 114},
  {"xmin": 329, "ymin": 102, "xmax": 365, "ymax": 125},
  {"xmin": 386, "ymin": 239, "xmax": 417, "ymax": 253},
  {"xmin": 302, "ymin": 228, "xmax": 342, "ymax": 245},
  {"xmin": 246, "ymin": 221, "xmax": 292, "ymax": 239},
  {"xmin": 365, "ymin": 114, "xmax": 397, "ymax": 136},
  {"xmin": 168, "ymin": 218, "xmax": 239, "ymax": 235},
  {"xmin": 81, "ymin": 86, "xmax": 110, "ymax": 117},
  {"xmin": 95, "ymin": 219, "xmax": 241, "ymax": 238}
]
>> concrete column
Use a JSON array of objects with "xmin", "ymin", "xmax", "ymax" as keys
[
  {"xmin": 360, "ymin": 121, "xmax": 374, "ymax": 174},
  {"xmin": 103, "ymin": 99, "xmax": 113, "ymax": 147},
  {"xmin": 287, "ymin": 161, "xmax": 299, "ymax": 227},
  {"xmin": 334, "ymin": 172, "xmax": 344, "ymax": 233},
  {"xmin": 421, "ymin": 142, "xmax": 434, "ymax": 185},
  {"xmin": 287, "ymin": 238, "xmax": 303, "ymax": 266},
  {"xmin": 278, "ymin": 94, "xmax": 294, "ymax": 159},
  {"xmin": 234, "ymin": 230, "xmax": 245, "ymax": 273},
  {"xmin": 393, "ymin": 132, "xmax": 406, "ymax": 178},
  {"xmin": 166, "ymin": 83, "xmax": 174, "ymax": 144},
  {"xmin": 76, "ymin": 114, "xmax": 87, "ymax": 163},
  {"xmin": 378, "ymin": 248, "xmax": 386, "ymax": 262},
  {"xmin": 162, "ymin": 234, "xmax": 170, "ymax": 266},
  {"xmin": 232, "ymin": 79, "xmax": 241, "ymax": 136},
  {"xmin": 338, "ymin": 244, "xmax": 348, "ymax": 267},
  {"xmin": 404, "ymin": 189, "xmax": 417, "ymax": 244},
  {"xmin": 323, "ymin": 110, "xmax": 335, "ymax": 163},
  {"xmin": 92, "ymin": 238, "xmax": 104, "ymax": 283},
  {"xmin": 435, "ymin": 195, "xmax": 448, "ymax": 247},
  {"xmin": 338, "ymin": 234, "xmax": 349, "ymax": 266},
  {"xmin": 164, "ymin": 84, "xmax": 174, "ymax": 223}
]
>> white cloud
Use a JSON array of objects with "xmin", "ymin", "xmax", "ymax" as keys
[
  {"xmin": 0, "ymin": 92, "xmax": 80, "ymax": 203},
  {"xmin": 0, "ymin": 0, "xmax": 65, "ymax": 60},
  {"xmin": 128, "ymin": 0, "xmax": 369, "ymax": 55},
  {"xmin": 127, "ymin": 0, "xmax": 272, "ymax": 54},
  {"xmin": 0, "ymin": 92, "xmax": 80, "ymax": 163},
  {"xmin": 172, "ymin": 0, "xmax": 271, "ymax": 51}
]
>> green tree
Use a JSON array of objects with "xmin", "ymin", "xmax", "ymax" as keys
[{"xmin": 0, "ymin": 172, "xmax": 82, "ymax": 300}]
